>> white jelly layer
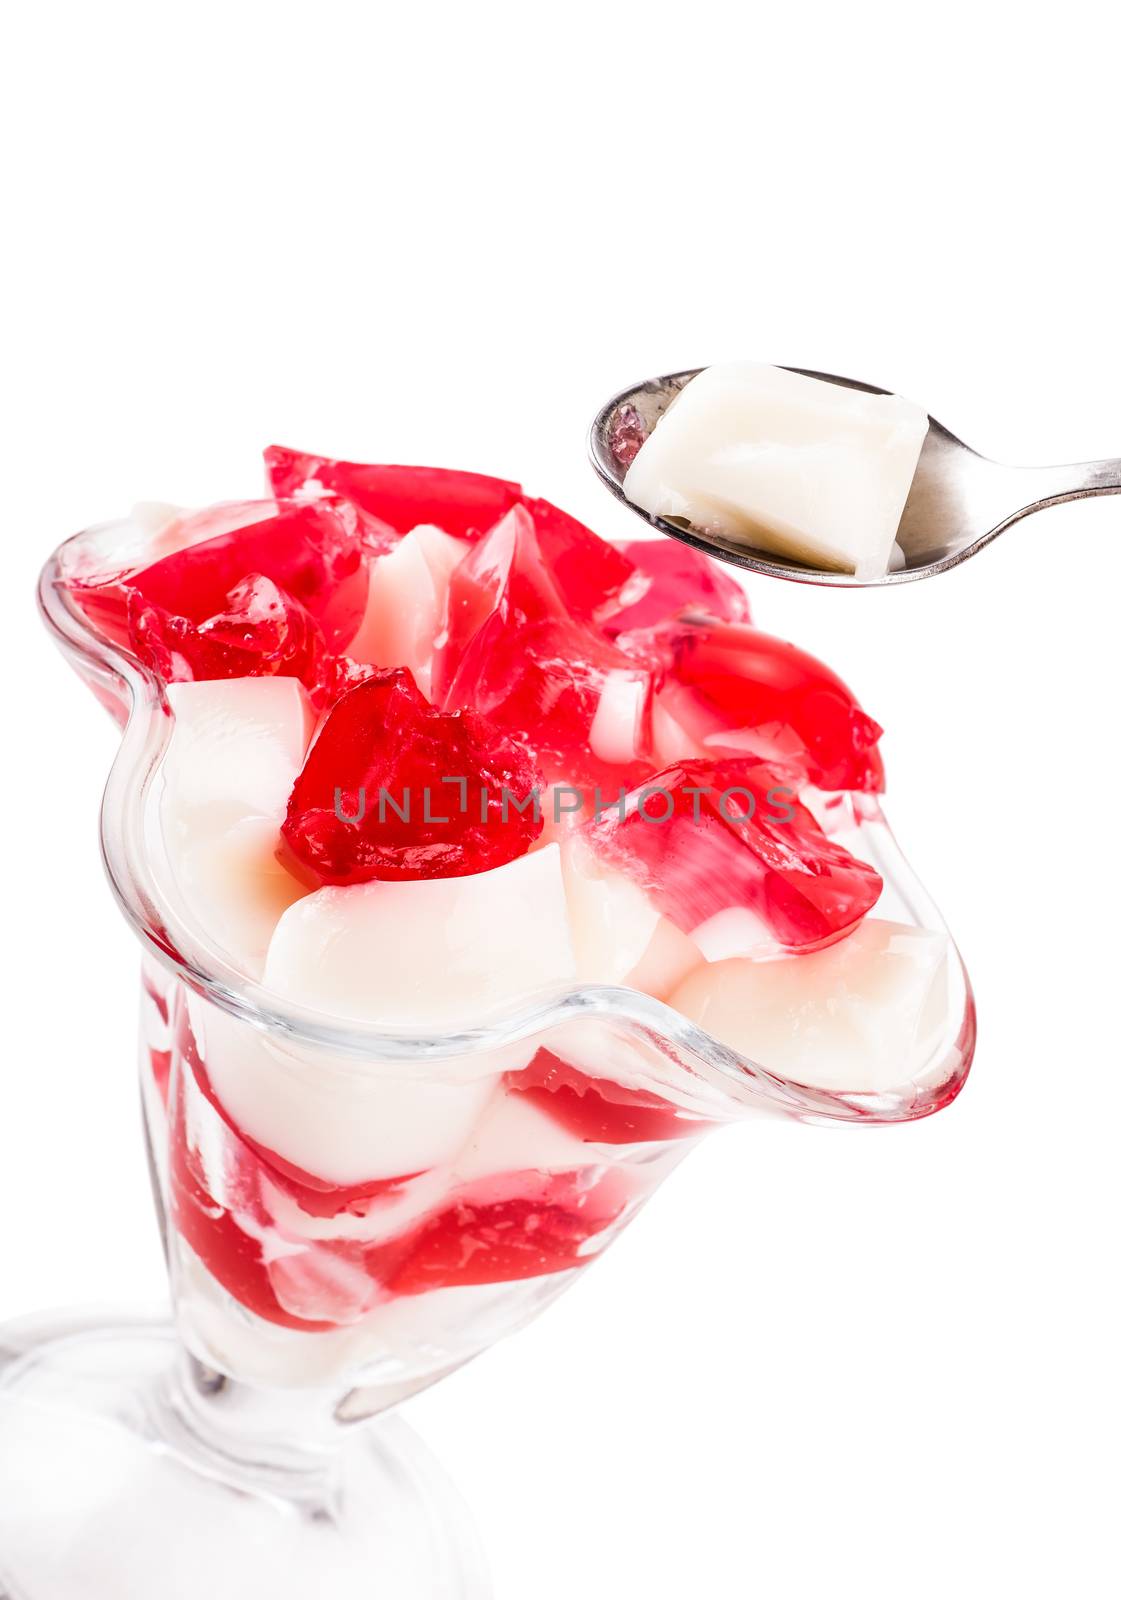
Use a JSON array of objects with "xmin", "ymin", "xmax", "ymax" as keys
[{"xmin": 172, "ymin": 1243, "xmax": 583, "ymax": 1390}]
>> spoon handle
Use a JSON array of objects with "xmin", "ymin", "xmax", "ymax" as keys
[{"xmin": 1020, "ymin": 458, "xmax": 1121, "ymax": 511}]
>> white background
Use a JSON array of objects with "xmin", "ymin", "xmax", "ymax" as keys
[{"xmin": 2, "ymin": 5, "xmax": 1119, "ymax": 1596}]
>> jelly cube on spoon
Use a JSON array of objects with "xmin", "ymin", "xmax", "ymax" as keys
[{"xmin": 623, "ymin": 360, "xmax": 928, "ymax": 580}]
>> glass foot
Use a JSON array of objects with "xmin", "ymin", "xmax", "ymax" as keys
[{"xmin": 0, "ymin": 1309, "xmax": 489, "ymax": 1599}]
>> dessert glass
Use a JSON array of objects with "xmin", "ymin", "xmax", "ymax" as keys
[{"xmin": 0, "ymin": 518, "xmax": 975, "ymax": 1600}]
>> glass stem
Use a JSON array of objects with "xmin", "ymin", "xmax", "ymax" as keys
[{"xmin": 157, "ymin": 1343, "xmax": 348, "ymax": 1506}]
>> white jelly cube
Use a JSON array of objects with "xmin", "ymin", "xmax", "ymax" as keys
[
  {"xmin": 624, "ymin": 362, "xmax": 928, "ymax": 579},
  {"xmin": 668, "ymin": 918, "xmax": 951, "ymax": 1093}
]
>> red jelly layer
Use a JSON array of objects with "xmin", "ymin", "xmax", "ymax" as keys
[
  {"xmin": 507, "ymin": 1050, "xmax": 710, "ymax": 1143},
  {"xmin": 173, "ymin": 1131, "xmax": 628, "ymax": 1328},
  {"xmin": 169, "ymin": 1064, "xmax": 337, "ymax": 1332},
  {"xmin": 378, "ymin": 1176, "xmax": 628, "ymax": 1296}
]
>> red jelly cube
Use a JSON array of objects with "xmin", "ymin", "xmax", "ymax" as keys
[
  {"xmin": 128, "ymin": 574, "xmax": 326, "ymax": 687},
  {"xmin": 265, "ymin": 449, "xmax": 637, "ymax": 622},
  {"xmin": 507, "ymin": 1050, "xmax": 710, "ymax": 1143},
  {"xmin": 581, "ymin": 758, "xmax": 882, "ymax": 952},
  {"xmin": 439, "ymin": 506, "xmax": 656, "ymax": 791},
  {"xmin": 126, "ymin": 499, "xmax": 380, "ymax": 654},
  {"xmin": 265, "ymin": 448, "xmax": 525, "ymax": 541},
  {"xmin": 308, "ymin": 651, "xmax": 384, "ymax": 711},
  {"xmin": 656, "ymin": 618, "xmax": 885, "ymax": 794},
  {"xmin": 66, "ymin": 500, "xmax": 283, "ymax": 649},
  {"xmin": 518, "ymin": 497, "xmax": 638, "ymax": 624},
  {"xmin": 604, "ymin": 539, "xmax": 752, "ymax": 636},
  {"xmin": 280, "ymin": 668, "xmax": 544, "ymax": 886},
  {"xmin": 607, "ymin": 403, "xmax": 648, "ymax": 470}
]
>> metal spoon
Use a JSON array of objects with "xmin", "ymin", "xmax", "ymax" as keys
[{"xmin": 588, "ymin": 367, "xmax": 1121, "ymax": 586}]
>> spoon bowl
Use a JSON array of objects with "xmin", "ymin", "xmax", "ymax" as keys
[{"xmin": 589, "ymin": 367, "xmax": 1121, "ymax": 585}]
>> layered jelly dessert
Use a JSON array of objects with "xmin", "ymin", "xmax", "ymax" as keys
[
  {"xmin": 54, "ymin": 452, "xmax": 972, "ymax": 1390},
  {"xmin": 622, "ymin": 362, "xmax": 929, "ymax": 578}
]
